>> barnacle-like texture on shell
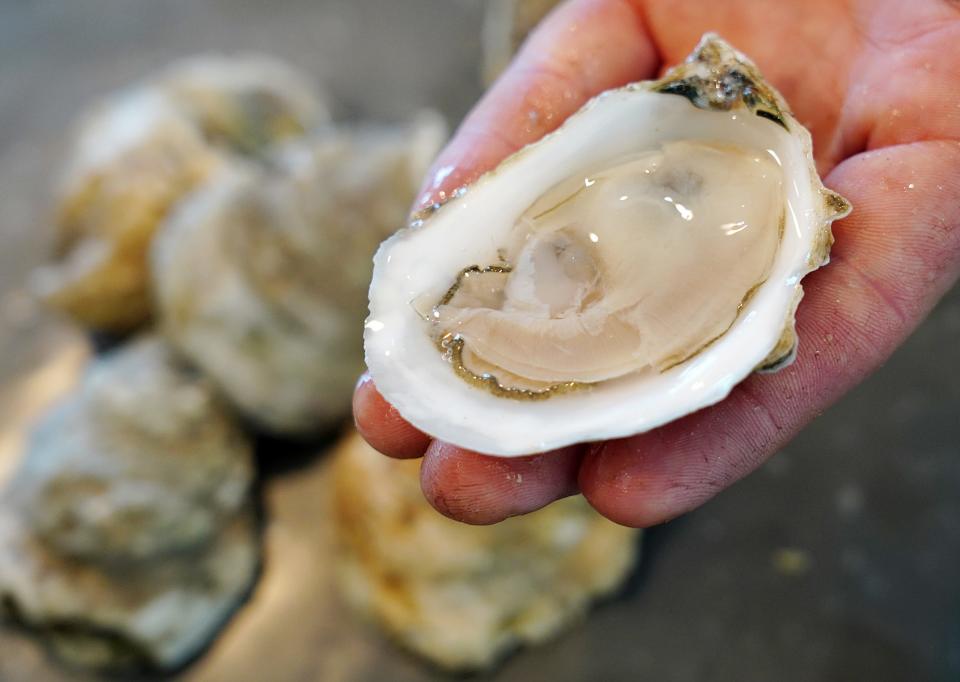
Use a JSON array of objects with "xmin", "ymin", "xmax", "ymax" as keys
[
  {"xmin": 7, "ymin": 337, "xmax": 253, "ymax": 561},
  {"xmin": 33, "ymin": 54, "xmax": 328, "ymax": 333},
  {"xmin": 157, "ymin": 54, "xmax": 328, "ymax": 155},
  {"xmin": 332, "ymin": 431, "xmax": 639, "ymax": 671},
  {"xmin": 365, "ymin": 35, "xmax": 851, "ymax": 456},
  {"xmin": 0, "ymin": 337, "xmax": 257, "ymax": 671},
  {"xmin": 153, "ymin": 114, "xmax": 446, "ymax": 434},
  {"xmin": 0, "ymin": 511, "xmax": 257, "ymax": 671}
]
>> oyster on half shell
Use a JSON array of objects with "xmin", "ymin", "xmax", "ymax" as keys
[{"xmin": 365, "ymin": 35, "xmax": 851, "ymax": 457}]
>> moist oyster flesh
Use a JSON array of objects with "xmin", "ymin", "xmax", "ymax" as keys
[
  {"xmin": 436, "ymin": 140, "xmax": 784, "ymax": 387},
  {"xmin": 365, "ymin": 35, "xmax": 851, "ymax": 456}
]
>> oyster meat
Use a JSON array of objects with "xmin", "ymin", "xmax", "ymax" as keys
[{"xmin": 365, "ymin": 35, "xmax": 851, "ymax": 456}]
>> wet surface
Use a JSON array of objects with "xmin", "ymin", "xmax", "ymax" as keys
[{"xmin": 1, "ymin": 1, "xmax": 958, "ymax": 680}]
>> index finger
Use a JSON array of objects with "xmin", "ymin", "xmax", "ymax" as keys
[
  {"xmin": 356, "ymin": 0, "xmax": 661, "ymax": 460},
  {"xmin": 415, "ymin": 0, "xmax": 660, "ymax": 210}
]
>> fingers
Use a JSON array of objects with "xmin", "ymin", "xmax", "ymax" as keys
[
  {"xmin": 641, "ymin": 0, "xmax": 858, "ymax": 171},
  {"xmin": 845, "ymin": 7, "xmax": 960, "ymax": 151},
  {"xmin": 579, "ymin": 141, "xmax": 960, "ymax": 527},
  {"xmin": 420, "ymin": 441, "xmax": 584, "ymax": 525},
  {"xmin": 356, "ymin": 1, "xmax": 960, "ymax": 529},
  {"xmin": 352, "ymin": 374, "xmax": 430, "ymax": 459},
  {"xmin": 415, "ymin": 0, "xmax": 660, "ymax": 209},
  {"xmin": 355, "ymin": 0, "xmax": 659, "ymax": 463}
]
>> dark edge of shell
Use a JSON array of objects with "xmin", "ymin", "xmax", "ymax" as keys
[{"xmin": 652, "ymin": 34, "xmax": 790, "ymax": 130}]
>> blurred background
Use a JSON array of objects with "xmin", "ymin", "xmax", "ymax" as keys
[{"xmin": 1, "ymin": 1, "xmax": 959, "ymax": 681}]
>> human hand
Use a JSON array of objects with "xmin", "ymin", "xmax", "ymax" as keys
[{"xmin": 354, "ymin": 0, "xmax": 960, "ymax": 526}]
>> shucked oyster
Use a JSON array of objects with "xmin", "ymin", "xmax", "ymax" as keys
[
  {"xmin": 365, "ymin": 35, "xmax": 851, "ymax": 456},
  {"xmin": 153, "ymin": 114, "xmax": 446, "ymax": 434},
  {"xmin": 33, "ymin": 54, "xmax": 328, "ymax": 333}
]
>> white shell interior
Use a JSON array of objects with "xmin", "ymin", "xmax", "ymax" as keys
[{"xmin": 366, "ymin": 88, "xmax": 828, "ymax": 456}]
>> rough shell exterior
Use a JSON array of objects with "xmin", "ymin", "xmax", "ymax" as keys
[
  {"xmin": 332, "ymin": 430, "xmax": 639, "ymax": 671},
  {"xmin": 153, "ymin": 114, "xmax": 446, "ymax": 434},
  {"xmin": 0, "ymin": 337, "xmax": 258, "ymax": 671},
  {"xmin": 34, "ymin": 54, "xmax": 329, "ymax": 333},
  {"xmin": 6, "ymin": 337, "xmax": 253, "ymax": 561},
  {"xmin": 0, "ymin": 511, "xmax": 257, "ymax": 671}
]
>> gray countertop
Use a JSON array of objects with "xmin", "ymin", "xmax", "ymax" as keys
[{"xmin": 1, "ymin": 2, "xmax": 958, "ymax": 680}]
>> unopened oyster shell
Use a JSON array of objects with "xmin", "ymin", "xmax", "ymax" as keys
[
  {"xmin": 365, "ymin": 35, "xmax": 851, "ymax": 456},
  {"xmin": 0, "ymin": 338, "xmax": 258, "ymax": 671},
  {"xmin": 7, "ymin": 337, "xmax": 253, "ymax": 561},
  {"xmin": 332, "ymin": 431, "xmax": 639, "ymax": 671},
  {"xmin": 34, "ymin": 54, "xmax": 328, "ymax": 333},
  {"xmin": 153, "ymin": 113, "xmax": 446, "ymax": 434},
  {"xmin": 0, "ymin": 511, "xmax": 257, "ymax": 672},
  {"xmin": 157, "ymin": 54, "xmax": 328, "ymax": 155}
]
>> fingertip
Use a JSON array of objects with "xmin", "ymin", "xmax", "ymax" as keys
[
  {"xmin": 420, "ymin": 441, "xmax": 583, "ymax": 525},
  {"xmin": 352, "ymin": 373, "xmax": 431, "ymax": 459},
  {"xmin": 578, "ymin": 439, "xmax": 680, "ymax": 528},
  {"xmin": 413, "ymin": 0, "xmax": 660, "ymax": 209}
]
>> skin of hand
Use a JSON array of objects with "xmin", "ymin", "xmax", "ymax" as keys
[{"xmin": 354, "ymin": 0, "xmax": 960, "ymax": 527}]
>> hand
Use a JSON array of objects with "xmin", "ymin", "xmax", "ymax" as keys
[{"xmin": 354, "ymin": 0, "xmax": 960, "ymax": 526}]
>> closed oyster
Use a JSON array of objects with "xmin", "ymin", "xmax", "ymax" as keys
[
  {"xmin": 0, "ymin": 512, "xmax": 257, "ymax": 672},
  {"xmin": 0, "ymin": 337, "xmax": 257, "ymax": 671},
  {"xmin": 32, "ymin": 89, "xmax": 224, "ymax": 332},
  {"xmin": 7, "ymin": 337, "xmax": 253, "ymax": 561},
  {"xmin": 157, "ymin": 54, "xmax": 328, "ymax": 155},
  {"xmin": 365, "ymin": 35, "xmax": 851, "ymax": 456},
  {"xmin": 153, "ymin": 114, "xmax": 446, "ymax": 434},
  {"xmin": 332, "ymin": 431, "xmax": 639, "ymax": 671},
  {"xmin": 33, "ymin": 54, "xmax": 328, "ymax": 333}
]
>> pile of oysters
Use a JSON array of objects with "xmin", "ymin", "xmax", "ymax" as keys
[{"xmin": 1, "ymin": 53, "xmax": 451, "ymax": 670}]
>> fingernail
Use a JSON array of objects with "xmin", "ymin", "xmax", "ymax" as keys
[{"xmin": 355, "ymin": 371, "xmax": 372, "ymax": 391}]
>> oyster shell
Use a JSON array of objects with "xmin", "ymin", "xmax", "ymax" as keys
[
  {"xmin": 6, "ymin": 337, "xmax": 253, "ymax": 561},
  {"xmin": 157, "ymin": 54, "xmax": 328, "ymax": 155},
  {"xmin": 153, "ymin": 114, "xmax": 446, "ymax": 434},
  {"xmin": 0, "ymin": 337, "xmax": 257, "ymax": 671},
  {"xmin": 33, "ymin": 54, "xmax": 328, "ymax": 333},
  {"xmin": 332, "ymin": 430, "xmax": 638, "ymax": 671},
  {"xmin": 365, "ymin": 35, "xmax": 851, "ymax": 456},
  {"xmin": 0, "ymin": 511, "xmax": 257, "ymax": 671}
]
